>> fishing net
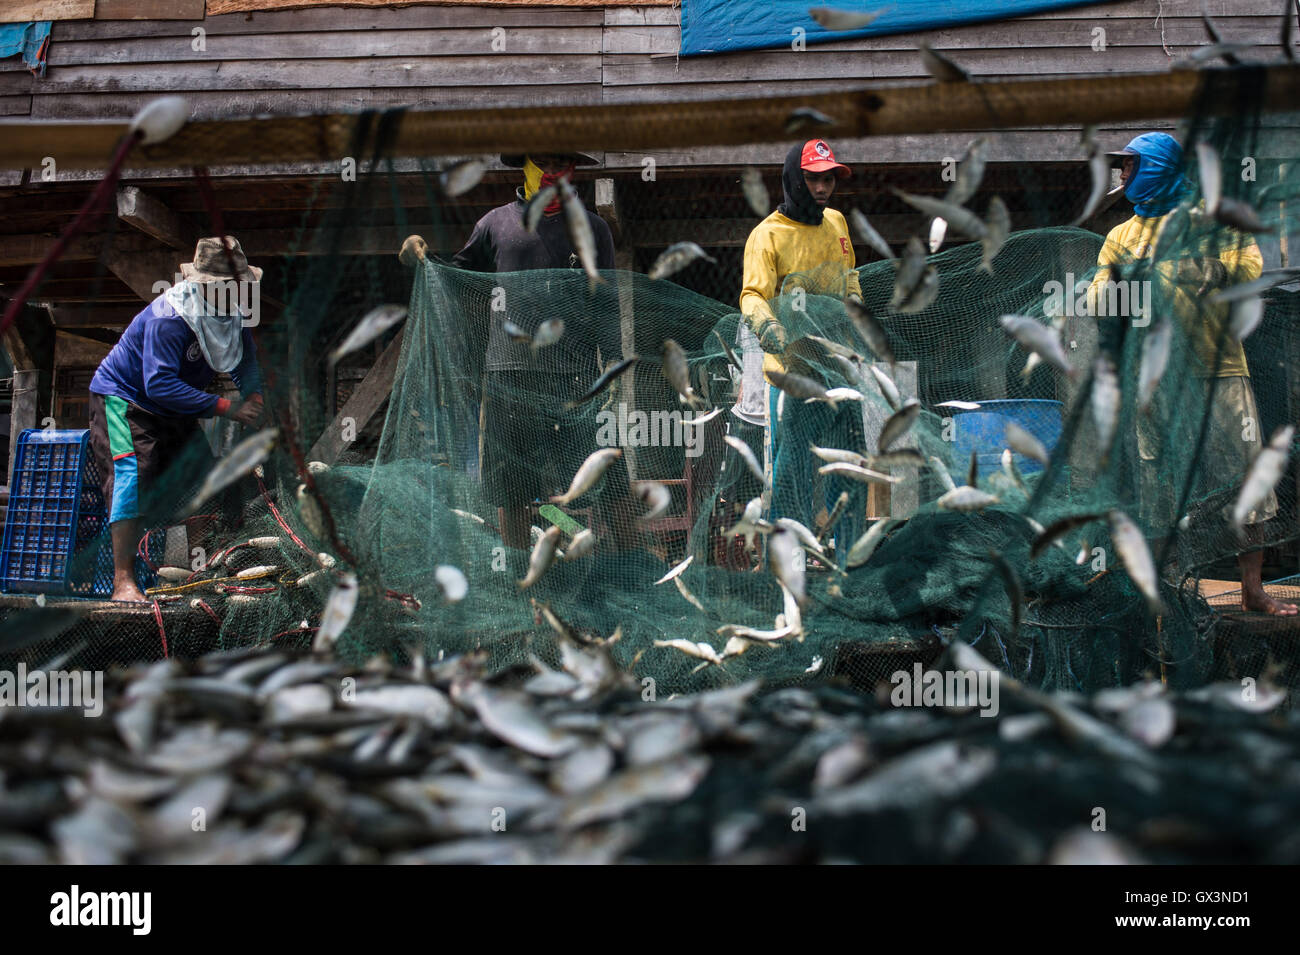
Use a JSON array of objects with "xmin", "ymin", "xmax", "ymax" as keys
[{"xmin": 4, "ymin": 73, "xmax": 1300, "ymax": 701}]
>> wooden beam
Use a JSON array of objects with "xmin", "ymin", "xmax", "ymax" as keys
[
  {"xmin": 48, "ymin": 304, "xmax": 141, "ymax": 328},
  {"xmin": 307, "ymin": 327, "xmax": 405, "ymax": 465},
  {"xmin": 101, "ymin": 241, "xmax": 180, "ymax": 301},
  {"xmin": 0, "ymin": 0, "xmax": 93, "ymax": 23},
  {"xmin": 1, "ymin": 325, "xmax": 34, "ymax": 370},
  {"xmin": 116, "ymin": 185, "xmax": 200, "ymax": 251},
  {"xmin": 94, "ymin": 0, "xmax": 205, "ymax": 18},
  {"xmin": 634, "ymin": 216, "xmax": 918, "ymax": 247}
]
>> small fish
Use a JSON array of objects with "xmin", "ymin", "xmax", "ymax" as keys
[
  {"xmin": 662, "ymin": 338, "xmax": 705, "ymax": 408},
  {"xmin": 682, "ymin": 407, "xmax": 724, "ymax": 429},
  {"xmin": 1091, "ymin": 354, "xmax": 1120, "ymax": 467},
  {"xmin": 522, "ymin": 183, "xmax": 559, "ymax": 233},
  {"xmin": 895, "ymin": 190, "xmax": 988, "ymax": 240},
  {"xmin": 805, "ymin": 335, "xmax": 862, "ymax": 362},
  {"xmin": 1196, "ymin": 140, "xmax": 1222, "ymax": 213},
  {"xmin": 828, "ymin": 355, "xmax": 869, "ymax": 393},
  {"xmin": 1186, "ymin": 678, "xmax": 1287, "ymax": 713},
  {"xmin": 636, "ymin": 481, "xmax": 672, "ymax": 523},
  {"xmin": 811, "ymin": 445, "xmax": 870, "ymax": 467},
  {"xmin": 672, "ymin": 577, "xmax": 708, "ymax": 614},
  {"xmin": 775, "ymin": 517, "xmax": 827, "ymax": 558},
  {"xmin": 815, "ymin": 742, "xmax": 996, "ymax": 815},
  {"xmin": 1138, "ymin": 318, "xmax": 1172, "ymax": 413},
  {"xmin": 878, "ymin": 399, "xmax": 920, "ymax": 453},
  {"xmin": 980, "ymin": 196, "xmax": 1010, "ymax": 274},
  {"xmin": 185, "ymin": 428, "xmax": 277, "ymax": 517},
  {"xmin": 1107, "ymin": 509, "xmax": 1164, "ymax": 616},
  {"xmin": 849, "ymin": 208, "xmax": 896, "ymax": 260},
  {"xmin": 1215, "ymin": 196, "xmax": 1274, "ymax": 234},
  {"xmin": 655, "ymin": 554, "xmax": 694, "ymax": 585},
  {"xmin": 740, "ymin": 167, "xmax": 770, "ymax": 217},
  {"xmin": 770, "ymin": 370, "xmax": 837, "ymax": 407},
  {"xmin": 563, "ymin": 528, "xmax": 596, "ymax": 561},
  {"xmin": 928, "ymin": 215, "xmax": 948, "ymax": 254},
  {"xmin": 808, "ymin": 6, "xmax": 887, "ymax": 31},
  {"xmin": 559, "ymin": 178, "xmax": 605, "ymax": 292},
  {"xmin": 1208, "ymin": 266, "xmax": 1300, "ymax": 305},
  {"xmin": 826, "ymin": 387, "xmax": 865, "ymax": 404},
  {"xmin": 434, "ymin": 564, "xmax": 468, "ymax": 602},
  {"xmin": 1071, "ymin": 146, "xmax": 1112, "ymax": 227},
  {"xmin": 999, "ymin": 314, "xmax": 1075, "ymax": 380},
  {"xmin": 555, "ymin": 755, "xmax": 710, "ymax": 830},
  {"xmin": 1030, "ymin": 512, "xmax": 1105, "ymax": 560},
  {"xmin": 726, "ymin": 496, "xmax": 770, "ymax": 550},
  {"xmin": 518, "ymin": 525, "xmax": 562, "ymax": 589},
  {"xmin": 937, "ymin": 486, "xmax": 999, "ymax": 511},
  {"xmin": 565, "ymin": 356, "xmax": 636, "ymax": 409},
  {"xmin": 1119, "ymin": 697, "xmax": 1176, "ymax": 748},
  {"xmin": 928, "ymin": 454, "xmax": 957, "ymax": 493},
  {"xmin": 817, "ymin": 462, "xmax": 901, "ymax": 485},
  {"xmin": 502, "ymin": 319, "xmax": 533, "ymax": 345},
  {"xmin": 844, "ymin": 297, "xmax": 895, "ymax": 366},
  {"xmin": 1171, "ymin": 41, "xmax": 1254, "ymax": 70},
  {"xmin": 649, "ymin": 241, "xmax": 717, "ymax": 281},
  {"xmin": 440, "ymin": 158, "xmax": 487, "ymax": 196},
  {"xmin": 918, "ymin": 40, "xmax": 970, "ymax": 82},
  {"xmin": 451, "ymin": 507, "xmax": 486, "ymax": 526},
  {"xmin": 869, "ymin": 364, "xmax": 902, "ymax": 411},
  {"xmin": 947, "ymin": 136, "xmax": 988, "ymax": 206},
  {"xmin": 1001, "ymin": 448, "xmax": 1026, "ymax": 494},
  {"xmin": 987, "ymin": 550, "xmax": 1023, "ymax": 639},
  {"xmin": 654, "ymin": 639, "xmax": 722, "ymax": 664},
  {"xmin": 725, "ymin": 434, "xmax": 768, "ymax": 488},
  {"xmin": 891, "ymin": 236, "xmax": 928, "ymax": 309},
  {"xmin": 1233, "ymin": 424, "xmax": 1293, "ymax": 531},
  {"xmin": 817, "ymin": 491, "xmax": 850, "ymax": 545},
  {"xmin": 1005, "ymin": 422, "xmax": 1049, "ymax": 466},
  {"xmin": 846, "ymin": 518, "xmax": 898, "ymax": 567},
  {"xmin": 715, "ymin": 621, "xmax": 799, "ymax": 642},
  {"xmin": 465, "ymin": 685, "xmax": 580, "ymax": 758},
  {"xmin": 551, "ymin": 448, "xmax": 622, "ymax": 505},
  {"xmin": 531, "ymin": 318, "xmax": 565, "ymax": 351},
  {"xmin": 328, "ymin": 304, "xmax": 408, "ymax": 365},
  {"xmin": 895, "ymin": 265, "xmax": 939, "ymax": 314},
  {"xmin": 312, "ymin": 572, "xmax": 358, "ymax": 653},
  {"xmin": 714, "ymin": 329, "xmax": 744, "ymax": 372},
  {"xmin": 868, "ymin": 448, "xmax": 926, "ymax": 469},
  {"xmin": 1227, "ymin": 295, "xmax": 1265, "ymax": 344},
  {"xmin": 936, "ymin": 400, "xmax": 980, "ymax": 411},
  {"xmin": 784, "ymin": 107, "xmax": 836, "ymax": 135}
]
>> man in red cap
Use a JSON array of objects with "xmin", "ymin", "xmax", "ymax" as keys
[{"xmin": 738, "ymin": 139, "xmax": 866, "ymax": 561}]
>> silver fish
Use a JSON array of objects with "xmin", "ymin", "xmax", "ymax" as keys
[
  {"xmin": 806, "ymin": 334, "xmax": 862, "ymax": 361},
  {"xmin": 565, "ymin": 356, "xmax": 637, "ymax": 410},
  {"xmin": 662, "ymin": 338, "xmax": 705, "ymax": 408},
  {"xmin": 1233, "ymin": 424, "xmax": 1293, "ymax": 531},
  {"xmin": 724, "ymin": 434, "xmax": 768, "ymax": 488},
  {"xmin": 184, "ymin": 428, "xmax": 277, "ymax": 517},
  {"xmin": 1091, "ymin": 354, "xmax": 1120, "ymax": 467},
  {"xmin": 328, "ymin": 304, "xmax": 408, "ymax": 365},
  {"xmin": 999, "ymin": 314, "xmax": 1075, "ymax": 379},
  {"xmin": 440, "ymin": 158, "xmax": 486, "ymax": 197},
  {"xmin": 815, "ymin": 741, "xmax": 996, "ymax": 814},
  {"xmin": 554, "ymin": 755, "xmax": 710, "ymax": 830},
  {"xmin": 715, "ymin": 620, "xmax": 799, "ymax": 642},
  {"xmin": 1071, "ymin": 147, "xmax": 1112, "ymax": 227},
  {"xmin": 811, "ymin": 445, "xmax": 870, "ymax": 467},
  {"xmin": 769, "ymin": 527, "xmax": 807, "ymax": 608},
  {"xmin": 655, "ymin": 638, "xmax": 722, "ymax": 664},
  {"xmin": 522, "ymin": 183, "xmax": 559, "ymax": 233},
  {"xmin": 869, "ymin": 364, "xmax": 902, "ymax": 411},
  {"xmin": 464, "ymin": 685, "xmax": 580, "ymax": 758},
  {"xmin": 1118, "ymin": 697, "xmax": 1176, "ymax": 748},
  {"xmin": 818, "ymin": 491, "xmax": 850, "ymax": 545},
  {"xmin": 313, "ymin": 571, "xmax": 358, "ymax": 653},
  {"xmin": 502, "ymin": 319, "xmax": 532, "ymax": 344},
  {"xmin": 673, "ymin": 576, "xmax": 708, "ymax": 613},
  {"xmin": 818, "ymin": 462, "xmax": 901, "ymax": 485},
  {"xmin": 551, "ymin": 447, "xmax": 622, "ymax": 505},
  {"xmin": 518, "ymin": 525, "xmax": 563, "ymax": 588},
  {"xmin": 649, "ymin": 241, "xmax": 717, "ymax": 281},
  {"xmin": 928, "ymin": 455, "xmax": 957, "ymax": 492},
  {"xmin": 1228, "ymin": 296, "xmax": 1265, "ymax": 343},
  {"xmin": 1107, "ymin": 509, "xmax": 1163, "ymax": 615},
  {"xmin": 937, "ymin": 485, "xmax": 999, "ymax": 511},
  {"xmin": 808, "ymin": 6, "xmax": 887, "ymax": 31},
  {"xmin": 826, "ymin": 385, "xmax": 867, "ymax": 406},
  {"xmin": 714, "ymin": 329, "xmax": 744, "ymax": 372},
  {"xmin": 895, "ymin": 190, "xmax": 988, "ymax": 240},
  {"xmin": 878, "ymin": 399, "xmax": 921, "ymax": 453},
  {"xmin": 1186, "ymin": 678, "xmax": 1287, "ymax": 713},
  {"xmin": 1001, "ymin": 448, "xmax": 1027, "ymax": 494},
  {"xmin": 1215, "ymin": 196, "xmax": 1273, "ymax": 233},
  {"xmin": 550, "ymin": 743, "xmax": 615, "ymax": 795},
  {"xmin": 726, "ymin": 496, "xmax": 768, "ymax": 550},
  {"xmin": 559, "ymin": 178, "xmax": 605, "ymax": 292},
  {"xmin": 1138, "ymin": 317, "xmax": 1172, "ymax": 413},
  {"xmin": 740, "ymin": 167, "xmax": 770, "ymax": 217},
  {"xmin": 846, "ymin": 517, "xmax": 898, "ymax": 567},
  {"xmin": 980, "ymin": 196, "xmax": 1010, "ymax": 274},
  {"xmin": 948, "ymin": 136, "xmax": 988, "ymax": 206},
  {"xmin": 849, "ymin": 208, "xmax": 896, "ymax": 261},
  {"xmin": 654, "ymin": 554, "xmax": 694, "ymax": 585},
  {"xmin": 844, "ymin": 297, "xmax": 895, "ymax": 366},
  {"xmin": 936, "ymin": 400, "xmax": 981, "ymax": 411},
  {"xmin": 1196, "ymin": 139, "xmax": 1222, "ymax": 213},
  {"xmin": 769, "ymin": 370, "xmax": 832, "ymax": 404},
  {"xmin": 1171, "ymin": 41, "xmax": 1254, "ymax": 70},
  {"xmin": 636, "ymin": 481, "xmax": 672, "ymax": 523},
  {"xmin": 895, "ymin": 264, "xmax": 939, "ymax": 314},
  {"xmin": 783, "ymin": 107, "xmax": 836, "ymax": 135},
  {"xmin": 1005, "ymin": 421, "xmax": 1049, "ymax": 466},
  {"xmin": 563, "ymin": 527, "xmax": 597, "ymax": 561},
  {"xmin": 349, "ymin": 685, "xmax": 453, "ymax": 728},
  {"xmin": 1208, "ymin": 266, "xmax": 1300, "ymax": 305},
  {"xmin": 891, "ymin": 236, "xmax": 927, "ymax": 309},
  {"xmin": 531, "ymin": 317, "xmax": 565, "ymax": 351},
  {"xmin": 775, "ymin": 517, "xmax": 827, "ymax": 558},
  {"xmin": 918, "ymin": 41, "xmax": 970, "ymax": 82},
  {"xmin": 869, "ymin": 448, "xmax": 926, "ymax": 469}
]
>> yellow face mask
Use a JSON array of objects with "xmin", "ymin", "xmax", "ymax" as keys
[{"xmin": 523, "ymin": 157, "xmax": 545, "ymax": 201}]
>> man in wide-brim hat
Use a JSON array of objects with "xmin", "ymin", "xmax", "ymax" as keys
[{"xmin": 89, "ymin": 236, "xmax": 266, "ymax": 601}]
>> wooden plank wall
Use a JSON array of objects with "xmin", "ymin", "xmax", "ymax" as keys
[{"xmin": 0, "ymin": 0, "xmax": 1294, "ymax": 166}]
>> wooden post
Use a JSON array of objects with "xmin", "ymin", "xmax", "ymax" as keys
[
  {"xmin": 596, "ymin": 177, "xmax": 639, "ymax": 480},
  {"xmin": 8, "ymin": 369, "xmax": 39, "ymax": 486},
  {"xmin": 307, "ymin": 327, "xmax": 405, "ymax": 465}
]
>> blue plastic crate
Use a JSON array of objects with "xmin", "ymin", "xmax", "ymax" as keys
[{"xmin": 1, "ymin": 429, "xmax": 158, "ymax": 597}]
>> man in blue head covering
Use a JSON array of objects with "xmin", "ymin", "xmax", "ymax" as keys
[{"xmin": 1086, "ymin": 133, "xmax": 1295, "ymax": 615}]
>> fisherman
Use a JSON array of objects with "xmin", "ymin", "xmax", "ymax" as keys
[
  {"xmin": 452, "ymin": 153, "xmax": 631, "ymax": 551},
  {"xmin": 88, "ymin": 237, "xmax": 265, "ymax": 602},
  {"xmin": 739, "ymin": 139, "xmax": 867, "ymax": 558},
  {"xmin": 1087, "ymin": 132, "xmax": 1296, "ymax": 615}
]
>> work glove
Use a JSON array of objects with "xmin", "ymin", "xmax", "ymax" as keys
[{"xmin": 757, "ymin": 321, "xmax": 787, "ymax": 354}]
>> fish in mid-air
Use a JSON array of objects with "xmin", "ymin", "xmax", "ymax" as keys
[
  {"xmin": 662, "ymin": 339, "xmax": 706, "ymax": 408},
  {"xmin": 559, "ymin": 179, "xmax": 605, "ymax": 292},
  {"xmin": 185, "ymin": 428, "xmax": 277, "ymax": 517},
  {"xmin": 918, "ymin": 40, "xmax": 970, "ymax": 82},
  {"xmin": 808, "ymin": 6, "xmax": 888, "ymax": 31},
  {"xmin": 551, "ymin": 448, "xmax": 623, "ymax": 505},
  {"xmin": 1232, "ymin": 424, "xmax": 1293, "ymax": 533},
  {"xmin": 440, "ymin": 158, "xmax": 487, "ymax": 197},
  {"xmin": 329, "ymin": 305, "xmax": 408, "ymax": 365},
  {"xmin": 649, "ymin": 242, "xmax": 717, "ymax": 281},
  {"xmin": 518, "ymin": 526, "xmax": 563, "ymax": 589},
  {"xmin": 741, "ymin": 168, "xmax": 770, "ymax": 217}
]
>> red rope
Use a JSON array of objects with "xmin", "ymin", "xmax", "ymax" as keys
[
  {"xmin": 193, "ymin": 598, "xmax": 221, "ymax": 625},
  {"xmin": 273, "ymin": 625, "xmax": 319, "ymax": 640},
  {"xmin": 152, "ymin": 600, "xmax": 169, "ymax": 658},
  {"xmin": 256, "ymin": 472, "xmax": 315, "ymax": 557},
  {"xmin": 136, "ymin": 530, "xmax": 160, "ymax": 572}
]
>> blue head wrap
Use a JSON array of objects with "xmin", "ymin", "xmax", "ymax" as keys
[{"xmin": 1121, "ymin": 132, "xmax": 1187, "ymax": 218}]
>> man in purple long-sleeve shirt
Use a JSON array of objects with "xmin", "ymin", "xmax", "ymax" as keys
[{"xmin": 89, "ymin": 237, "xmax": 265, "ymax": 601}]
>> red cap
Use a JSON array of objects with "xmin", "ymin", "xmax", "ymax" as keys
[{"xmin": 801, "ymin": 139, "xmax": 851, "ymax": 179}]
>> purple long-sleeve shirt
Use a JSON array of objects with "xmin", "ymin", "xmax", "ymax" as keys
[{"xmin": 90, "ymin": 293, "xmax": 261, "ymax": 418}]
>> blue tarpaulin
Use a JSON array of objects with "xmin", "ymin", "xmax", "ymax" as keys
[
  {"xmin": 680, "ymin": 0, "xmax": 1116, "ymax": 56},
  {"xmin": 0, "ymin": 21, "xmax": 52, "ymax": 77}
]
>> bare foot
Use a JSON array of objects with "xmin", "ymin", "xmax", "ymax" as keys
[
  {"xmin": 1242, "ymin": 592, "xmax": 1300, "ymax": 616},
  {"xmin": 111, "ymin": 584, "xmax": 148, "ymax": 603}
]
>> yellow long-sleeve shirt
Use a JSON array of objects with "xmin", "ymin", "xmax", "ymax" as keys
[
  {"xmin": 1087, "ymin": 210, "xmax": 1263, "ymax": 378},
  {"xmin": 739, "ymin": 208, "xmax": 863, "ymax": 376}
]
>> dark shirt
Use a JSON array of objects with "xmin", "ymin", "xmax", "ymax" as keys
[{"xmin": 451, "ymin": 188, "xmax": 618, "ymax": 374}]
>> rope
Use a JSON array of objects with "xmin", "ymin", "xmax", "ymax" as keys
[
  {"xmin": 256, "ymin": 472, "xmax": 315, "ymax": 557},
  {"xmin": 152, "ymin": 599, "xmax": 168, "ymax": 658},
  {"xmin": 193, "ymin": 598, "xmax": 222, "ymax": 625}
]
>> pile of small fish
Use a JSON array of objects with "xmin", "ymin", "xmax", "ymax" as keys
[{"xmin": 1, "ymin": 634, "xmax": 1296, "ymax": 864}]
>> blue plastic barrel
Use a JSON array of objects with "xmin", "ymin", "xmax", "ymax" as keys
[{"xmin": 951, "ymin": 399, "xmax": 1064, "ymax": 481}]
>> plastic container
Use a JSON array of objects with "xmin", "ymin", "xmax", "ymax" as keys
[
  {"xmin": 1, "ymin": 429, "xmax": 156, "ymax": 596},
  {"xmin": 951, "ymin": 399, "xmax": 1064, "ymax": 481}
]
